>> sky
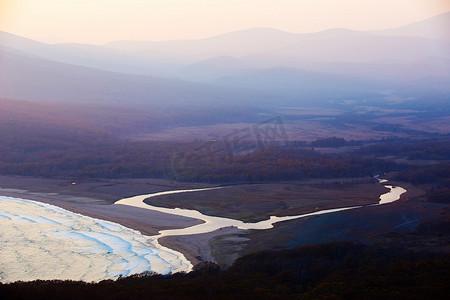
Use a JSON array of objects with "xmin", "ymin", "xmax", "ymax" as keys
[{"xmin": 1, "ymin": 0, "xmax": 449, "ymax": 44}]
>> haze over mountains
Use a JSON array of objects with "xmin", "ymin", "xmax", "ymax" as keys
[{"xmin": 0, "ymin": 11, "xmax": 449, "ymax": 113}]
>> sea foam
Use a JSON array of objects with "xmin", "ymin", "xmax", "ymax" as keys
[{"xmin": 0, "ymin": 195, "xmax": 191, "ymax": 283}]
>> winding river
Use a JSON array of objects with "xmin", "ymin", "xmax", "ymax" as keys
[{"xmin": 115, "ymin": 179, "xmax": 407, "ymax": 240}]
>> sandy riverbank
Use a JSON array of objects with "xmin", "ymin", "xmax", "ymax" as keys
[{"xmin": 159, "ymin": 227, "xmax": 246, "ymax": 265}]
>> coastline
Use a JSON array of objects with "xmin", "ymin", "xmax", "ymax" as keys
[
  {"xmin": 0, "ymin": 176, "xmax": 222, "ymax": 265},
  {"xmin": 0, "ymin": 185, "xmax": 246, "ymax": 267}
]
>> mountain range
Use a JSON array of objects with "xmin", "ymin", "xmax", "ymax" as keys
[{"xmin": 0, "ymin": 11, "xmax": 449, "ymax": 110}]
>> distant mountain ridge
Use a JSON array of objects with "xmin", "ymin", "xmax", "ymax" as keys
[
  {"xmin": 103, "ymin": 12, "xmax": 450, "ymax": 55},
  {"xmin": 370, "ymin": 11, "xmax": 450, "ymax": 40},
  {"xmin": 1, "ymin": 12, "xmax": 449, "ymax": 109},
  {"xmin": 1, "ymin": 12, "xmax": 449, "ymax": 67}
]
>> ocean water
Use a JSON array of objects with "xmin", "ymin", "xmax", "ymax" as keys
[{"xmin": 0, "ymin": 196, "xmax": 191, "ymax": 283}]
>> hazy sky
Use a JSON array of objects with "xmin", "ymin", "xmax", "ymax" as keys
[{"xmin": 1, "ymin": 0, "xmax": 449, "ymax": 44}]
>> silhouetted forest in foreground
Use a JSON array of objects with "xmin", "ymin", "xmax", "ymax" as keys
[{"xmin": 1, "ymin": 242, "xmax": 448, "ymax": 300}]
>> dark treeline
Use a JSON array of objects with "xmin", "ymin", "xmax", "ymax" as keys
[
  {"xmin": 394, "ymin": 162, "xmax": 450, "ymax": 186},
  {"xmin": 0, "ymin": 129, "xmax": 396, "ymax": 182},
  {"xmin": 311, "ymin": 136, "xmax": 362, "ymax": 148},
  {"xmin": 359, "ymin": 139, "xmax": 450, "ymax": 160},
  {"xmin": 393, "ymin": 162, "xmax": 450, "ymax": 204},
  {"xmin": 1, "ymin": 242, "xmax": 448, "ymax": 300},
  {"xmin": 168, "ymin": 146, "xmax": 396, "ymax": 183}
]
